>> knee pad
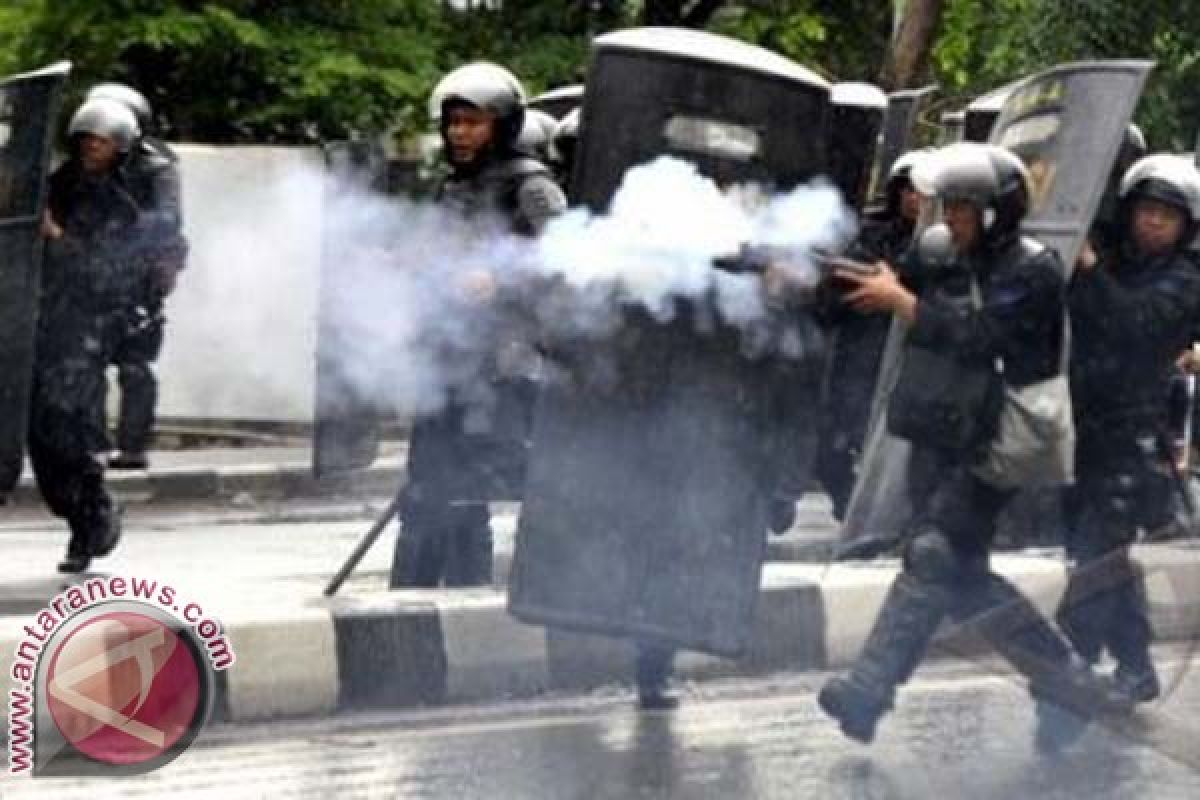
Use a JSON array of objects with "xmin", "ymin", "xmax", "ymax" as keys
[{"xmin": 903, "ymin": 529, "xmax": 958, "ymax": 585}]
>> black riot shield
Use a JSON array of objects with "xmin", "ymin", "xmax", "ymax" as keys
[
  {"xmin": 0, "ymin": 62, "xmax": 70, "ymax": 494},
  {"xmin": 829, "ymin": 83, "xmax": 887, "ymax": 209},
  {"xmin": 989, "ymin": 60, "xmax": 1153, "ymax": 272},
  {"xmin": 568, "ymin": 28, "xmax": 831, "ymax": 211},
  {"xmin": 528, "ymin": 85, "xmax": 584, "ymax": 121},
  {"xmin": 311, "ymin": 141, "xmax": 386, "ymax": 477},
  {"xmin": 510, "ymin": 28, "xmax": 831, "ymax": 657},
  {"xmin": 872, "ymin": 85, "xmax": 936, "ymax": 205}
]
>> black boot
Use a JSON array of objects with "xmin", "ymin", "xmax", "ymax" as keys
[
  {"xmin": 57, "ymin": 551, "xmax": 91, "ymax": 574},
  {"xmin": 635, "ymin": 643, "xmax": 679, "ymax": 711},
  {"xmin": 1105, "ymin": 569, "xmax": 1159, "ymax": 706},
  {"xmin": 92, "ymin": 501, "xmax": 122, "ymax": 558},
  {"xmin": 58, "ymin": 532, "xmax": 92, "ymax": 574},
  {"xmin": 818, "ymin": 574, "xmax": 947, "ymax": 743},
  {"xmin": 1111, "ymin": 661, "xmax": 1160, "ymax": 705}
]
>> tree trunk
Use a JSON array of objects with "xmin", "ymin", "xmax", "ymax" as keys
[{"xmin": 878, "ymin": 0, "xmax": 945, "ymax": 90}]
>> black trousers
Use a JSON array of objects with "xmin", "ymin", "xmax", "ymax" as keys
[
  {"xmin": 28, "ymin": 336, "xmax": 116, "ymax": 557},
  {"xmin": 845, "ymin": 453, "xmax": 1075, "ymax": 704},
  {"xmin": 1058, "ymin": 427, "xmax": 1168, "ymax": 670},
  {"xmin": 390, "ymin": 492, "xmax": 493, "ymax": 588},
  {"xmin": 110, "ymin": 313, "xmax": 164, "ymax": 455}
]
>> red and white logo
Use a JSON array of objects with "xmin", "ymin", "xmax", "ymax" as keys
[{"xmin": 45, "ymin": 610, "xmax": 203, "ymax": 767}]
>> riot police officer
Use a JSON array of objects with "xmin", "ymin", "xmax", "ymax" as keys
[
  {"xmin": 817, "ymin": 150, "xmax": 924, "ymax": 522},
  {"xmin": 35, "ymin": 97, "xmax": 152, "ymax": 572},
  {"xmin": 85, "ymin": 82, "xmax": 187, "ymax": 470},
  {"xmin": 389, "ymin": 63, "xmax": 566, "ymax": 588},
  {"xmin": 1058, "ymin": 154, "xmax": 1200, "ymax": 706},
  {"xmin": 818, "ymin": 143, "xmax": 1124, "ymax": 750}
]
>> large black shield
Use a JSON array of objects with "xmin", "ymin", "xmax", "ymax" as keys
[
  {"xmin": 829, "ymin": 82, "xmax": 887, "ymax": 209},
  {"xmin": 569, "ymin": 28, "xmax": 831, "ymax": 211},
  {"xmin": 312, "ymin": 141, "xmax": 386, "ymax": 477},
  {"xmin": 989, "ymin": 60, "xmax": 1154, "ymax": 272},
  {"xmin": 872, "ymin": 85, "xmax": 937, "ymax": 204},
  {"xmin": 0, "ymin": 62, "xmax": 70, "ymax": 493},
  {"xmin": 510, "ymin": 28, "xmax": 831, "ymax": 657}
]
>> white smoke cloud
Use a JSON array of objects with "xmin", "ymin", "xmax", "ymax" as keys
[{"xmin": 317, "ymin": 155, "xmax": 857, "ymax": 418}]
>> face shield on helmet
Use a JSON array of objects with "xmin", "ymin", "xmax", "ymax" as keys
[
  {"xmin": 911, "ymin": 142, "xmax": 1031, "ymax": 243},
  {"xmin": 1118, "ymin": 154, "xmax": 1200, "ymax": 253},
  {"xmin": 86, "ymin": 82, "xmax": 153, "ymax": 132},
  {"xmin": 429, "ymin": 62, "xmax": 527, "ymax": 153},
  {"xmin": 68, "ymin": 97, "xmax": 140, "ymax": 154},
  {"xmin": 1119, "ymin": 154, "xmax": 1200, "ymax": 222}
]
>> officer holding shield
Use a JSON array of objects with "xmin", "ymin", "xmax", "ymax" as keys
[
  {"xmin": 1058, "ymin": 154, "xmax": 1200, "ymax": 706},
  {"xmin": 389, "ymin": 63, "xmax": 566, "ymax": 589},
  {"xmin": 818, "ymin": 143, "xmax": 1125, "ymax": 751},
  {"xmin": 817, "ymin": 151, "xmax": 925, "ymax": 521}
]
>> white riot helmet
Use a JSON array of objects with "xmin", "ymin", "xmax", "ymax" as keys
[
  {"xmin": 86, "ymin": 82, "xmax": 153, "ymax": 132},
  {"xmin": 911, "ymin": 142, "xmax": 1032, "ymax": 241},
  {"xmin": 884, "ymin": 148, "xmax": 932, "ymax": 213},
  {"xmin": 68, "ymin": 97, "xmax": 140, "ymax": 154},
  {"xmin": 429, "ymin": 62, "xmax": 527, "ymax": 149},
  {"xmin": 1118, "ymin": 153, "xmax": 1200, "ymax": 223}
]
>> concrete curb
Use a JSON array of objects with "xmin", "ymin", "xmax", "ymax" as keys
[
  {"xmin": 208, "ymin": 544, "xmax": 1200, "ymax": 723},
  {"xmin": 6, "ymin": 457, "xmax": 405, "ymax": 508}
]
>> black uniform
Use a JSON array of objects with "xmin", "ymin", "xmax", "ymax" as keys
[
  {"xmin": 32, "ymin": 151, "xmax": 175, "ymax": 562},
  {"xmin": 109, "ymin": 137, "xmax": 186, "ymax": 460},
  {"xmin": 390, "ymin": 153, "xmax": 566, "ymax": 588},
  {"xmin": 820, "ymin": 234, "xmax": 1102, "ymax": 742},
  {"xmin": 1057, "ymin": 245, "xmax": 1200, "ymax": 698},
  {"xmin": 816, "ymin": 212, "xmax": 914, "ymax": 519}
]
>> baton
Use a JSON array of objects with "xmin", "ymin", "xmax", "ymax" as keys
[{"xmin": 323, "ymin": 493, "xmax": 404, "ymax": 596}]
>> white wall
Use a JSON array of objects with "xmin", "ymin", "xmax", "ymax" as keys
[{"xmin": 156, "ymin": 145, "xmax": 324, "ymax": 422}]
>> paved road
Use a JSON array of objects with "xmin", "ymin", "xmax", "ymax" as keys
[
  {"xmin": 0, "ymin": 494, "xmax": 840, "ymax": 618},
  {"xmin": 4, "ymin": 647, "xmax": 1199, "ymax": 799}
]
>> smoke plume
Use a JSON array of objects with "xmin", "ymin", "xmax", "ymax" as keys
[{"xmin": 320, "ymin": 155, "xmax": 857, "ymax": 418}]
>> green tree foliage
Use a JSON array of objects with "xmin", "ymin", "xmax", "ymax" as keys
[
  {"xmin": 2, "ymin": 1, "xmax": 1196, "ymax": 152},
  {"xmin": 0, "ymin": 0, "xmax": 41, "ymax": 75},
  {"xmin": 8, "ymin": 0, "xmax": 442, "ymax": 143},
  {"xmin": 934, "ymin": 0, "xmax": 1200, "ymax": 150},
  {"xmin": 713, "ymin": 1, "xmax": 892, "ymax": 82}
]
